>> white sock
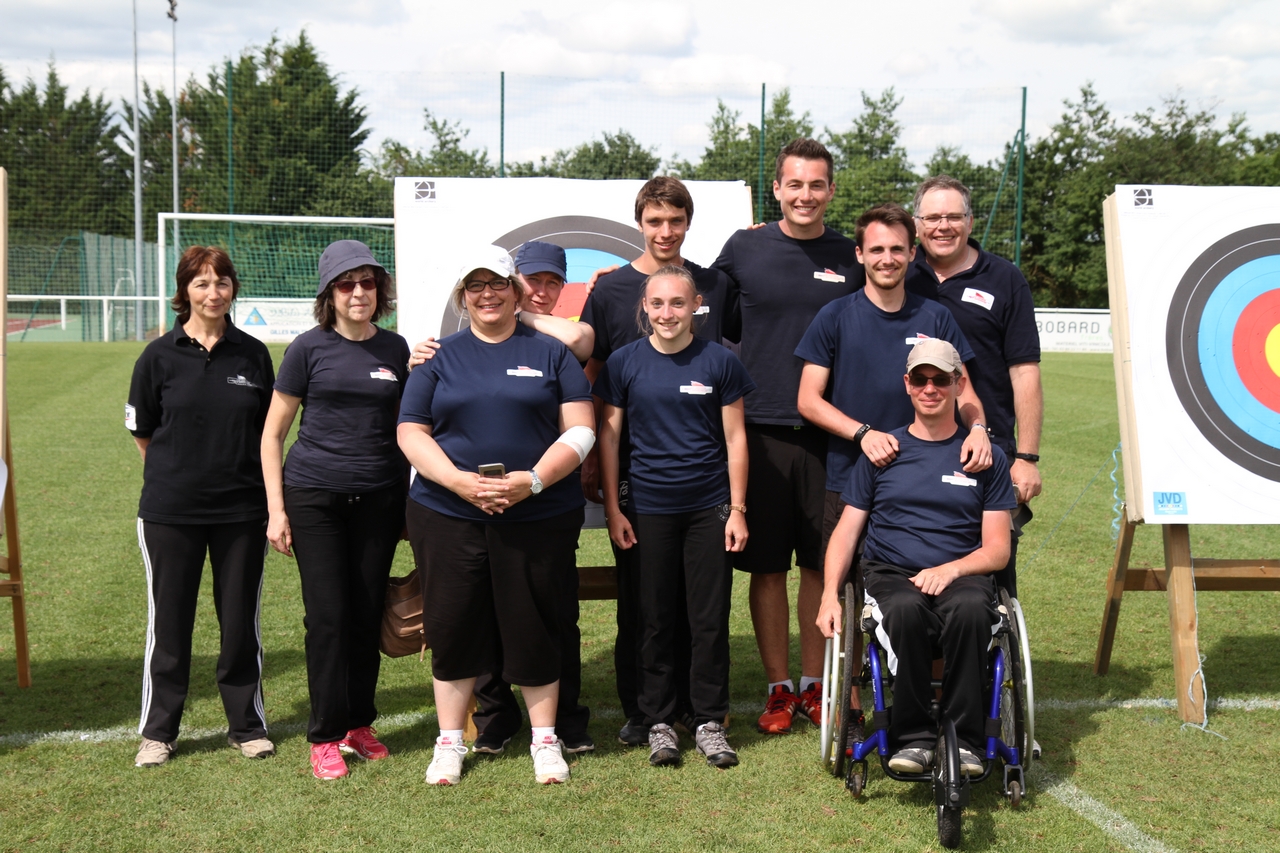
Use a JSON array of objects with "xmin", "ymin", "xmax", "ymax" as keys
[
  {"xmin": 800, "ymin": 676, "xmax": 821, "ymax": 694},
  {"xmin": 437, "ymin": 729, "xmax": 464, "ymax": 746},
  {"xmin": 768, "ymin": 679, "xmax": 795, "ymax": 696},
  {"xmin": 531, "ymin": 726, "xmax": 557, "ymax": 744}
]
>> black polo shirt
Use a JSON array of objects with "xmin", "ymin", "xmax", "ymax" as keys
[
  {"xmin": 906, "ymin": 239, "xmax": 1040, "ymax": 457},
  {"xmin": 126, "ymin": 320, "xmax": 275, "ymax": 524},
  {"xmin": 711, "ymin": 222, "xmax": 863, "ymax": 425}
]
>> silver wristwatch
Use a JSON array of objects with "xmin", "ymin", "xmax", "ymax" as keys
[{"xmin": 528, "ymin": 469, "xmax": 544, "ymax": 495}]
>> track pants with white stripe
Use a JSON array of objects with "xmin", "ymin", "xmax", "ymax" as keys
[{"xmin": 137, "ymin": 518, "xmax": 268, "ymax": 744}]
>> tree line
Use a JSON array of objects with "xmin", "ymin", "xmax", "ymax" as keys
[{"xmin": 3, "ymin": 31, "xmax": 1280, "ymax": 308}]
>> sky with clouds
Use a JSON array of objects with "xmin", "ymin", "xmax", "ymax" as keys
[{"xmin": 2, "ymin": 0, "xmax": 1278, "ymax": 169}]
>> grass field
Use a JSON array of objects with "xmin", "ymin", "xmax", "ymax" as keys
[{"xmin": 0, "ymin": 345, "xmax": 1277, "ymax": 852}]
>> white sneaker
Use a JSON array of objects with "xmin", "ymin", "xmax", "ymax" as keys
[
  {"xmin": 531, "ymin": 737, "xmax": 570, "ymax": 784},
  {"xmin": 425, "ymin": 740, "xmax": 468, "ymax": 785}
]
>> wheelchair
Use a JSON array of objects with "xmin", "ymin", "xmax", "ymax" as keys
[{"xmin": 819, "ymin": 578, "xmax": 1035, "ymax": 849}]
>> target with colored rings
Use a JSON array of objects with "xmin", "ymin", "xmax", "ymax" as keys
[{"xmin": 1166, "ymin": 224, "xmax": 1280, "ymax": 481}]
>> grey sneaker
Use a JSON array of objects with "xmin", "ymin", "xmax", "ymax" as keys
[
  {"xmin": 958, "ymin": 748, "xmax": 983, "ymax": 776},
  {"xmin": 229, "ymin": 736, "xmax": 275, "ymax": 759},
  {"xmin": 135, "ymin": 738, "xmax": 176, "ymax": 768},
  {"xmin": 648, "ymin": 723, "xmax": 680, "ymax": 767},
  {"xmin": 888, "ymin": 747, "xmax": 934, "ymax": 774},
  {"xmin": 531, "ymin": 737, "xmax": 570, "ymax": 784},
  {"xmin": 694, "ymin": 721, "xmax": 738, "ymax": 768}
]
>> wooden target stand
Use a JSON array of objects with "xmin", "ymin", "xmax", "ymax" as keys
[
  {"xmin": 1094, "ymin": 193, "xmax": 1279, "ymax": 723},
  {"xmin": 0, "ymin": 169, "xmax": 31, "ymax": 687}
]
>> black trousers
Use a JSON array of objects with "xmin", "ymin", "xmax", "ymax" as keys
[
  {"xmin": 407, "ymin": 501, "xmax": 583, "ymax": 686},
  {"xmin": 862, "ymin": 560, "xmax": 996, "ymax": 753},
  {"xmin": 137, "ymin": 518, "xmax": 268, "ymax": 744},
  {"xmin": 286, "ymin": 484, "xmax": 405, "ymax": 744},
  {"xmin": 612, "ymin": 477, "xmax": 693, "ymax": 722},
  {"xmin": 636, "ymin": 507, "xmax": 733, "ymax": 727}
]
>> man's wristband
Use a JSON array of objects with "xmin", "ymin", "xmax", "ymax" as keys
[
  {"xmin": 854, "ymin": 423, "xmax": 872, "ymax": 450},
  {"xmin": 1014, "ymin": 452, "xmax": 1040, "ymax": 463}
]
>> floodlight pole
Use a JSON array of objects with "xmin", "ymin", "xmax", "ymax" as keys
[
  {"xmin": 131, "ymin": 0, "xmax": 144, "ymax": 340},
  {"xmin": 169, "ymin": 2, "xmax": 179, "ymax": 267}
]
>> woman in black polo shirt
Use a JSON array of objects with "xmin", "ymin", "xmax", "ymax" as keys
[
  {"xmin": 398, "ymin": 245, "xmax": 595, "ymax": 787},
  {"xmin": 261, "ymin": 240, "xmax": 410, "ymax": 781},
  {"xmin": 126, "ymin": 246, "xmax": 276, "ymax": 769}
]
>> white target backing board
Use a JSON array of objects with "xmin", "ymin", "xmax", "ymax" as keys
[
  {"xmin": 1105, "ymin": 185, "xmax": 1280, "ymax": 524},
  {"xmin": 393, "ymin": 178, "xmax": 753, "ymax": 351}
]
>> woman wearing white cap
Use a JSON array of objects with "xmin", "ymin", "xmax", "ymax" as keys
[
  {"xmin": 261, "ymin": 240, "xmax": 410, "ymax": 781},
  {"xmin": 398, "ymin": 245, "xmax": 595, "ymax": 786}
]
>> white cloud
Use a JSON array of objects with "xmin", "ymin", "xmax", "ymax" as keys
[
  {"xmin": 885, "ymin": 50, "xmax": 938, "ymax": 80},
  {"xmin": 639, "ymin": 54, "xmax": 786, "ymax": 96},
  {"xmin": 976, "ymin": 0, "xmax": 1238, "ymax": 44},
  {"xmin": 1208, "ymin": 22, "xmax": 1280, "ymax": 59}
]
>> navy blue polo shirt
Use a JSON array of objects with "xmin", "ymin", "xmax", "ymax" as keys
[
  {"xmin": 843, "ymin": 427, "xmax": 1017, "ymax": 571},
  {"xmin": 274, "ymin": 325, "xmax": 411, "ymax": 492},
  {"xmin": 593, "ymin": 337, "xmax": 756, "ymax": 514},
  {"xmin": 906, "ymin": 240, "xmax": 1040, "ymax": 456},
  {"xmin": 795, "ymin": 290, "xmax": 974, "ymax": 491},
  {"xmin": 126, "ymin": 320, "xmax": 275, "ymax": 524},
  {"xmin": 398, "ymin": 323, "xmax": 591, "ymax": 523},
  {"xmin": 711, "ymin": 222, "xmax": 864, "ymax": 425}
]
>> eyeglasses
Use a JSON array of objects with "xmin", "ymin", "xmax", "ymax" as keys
[
  {"xmin": 908, "ymin": 371, "xmax": 959, "ymax": 388},
  {"xmin": 332, "ymin": 278, "xmax": 377, "ymax": 294},
  {"xmin": 914, "ymin": 213, "xmax": 970, "ymax": 227},
  {"xmin": 464, "ymin": 277, "xmax": 513, "ymax": 293}
]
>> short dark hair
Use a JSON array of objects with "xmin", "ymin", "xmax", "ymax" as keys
[
  {"xmin": 775, "ymin": 138, "xmax": 834, "ymax": 184},
  {"xmin": 634, "ymin": 176, "xmax": 694, "ymax": 224},
  {"xmin": 634, "ymin": 264, "xmax": 699, "ymax": 334},
  {"xmin": 913, "ymin": 175, "xmax": 973, "ymax": 216},
  {"xmin": 313, "ymin": 264, "xmax": 395, "ymax": 330},
  {"xmin": 854, "ymin": 203, "xmax": 917, "ymax": 248},
  {"xmin": 171, "ymin": 246, "xmax": 241, "ymax": 323}
]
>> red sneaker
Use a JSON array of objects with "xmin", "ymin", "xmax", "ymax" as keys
[
  {"xmin": 757, "ymin": 684, "xmax": 799, "ymax": 734},
  {"xmin": 797, "ymin": 681, "xmax": 823, "ymax": 726},
  {"xmin": 310, "ymin": 742, "xmax": 348, "ymax": 780},
  {"xmin": 339, "ymin": 726, "xmax": 390, "ymax": 761}
]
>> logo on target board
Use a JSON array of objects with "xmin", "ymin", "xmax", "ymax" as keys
[
  {"xmin": 415, "ymin": 180, "xmax": 436, "ymax": 202},
  {"xmin": 1166, "ymin": 224, "xmax": 1280, "ymax": 481}
]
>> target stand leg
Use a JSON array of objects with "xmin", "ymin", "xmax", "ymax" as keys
[{"xmin": 1163, "ymin": 525, "xmax": 1205, "ymax": 724}]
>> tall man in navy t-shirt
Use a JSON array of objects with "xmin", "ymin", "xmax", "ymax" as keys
[
  {"xmin": 817, "ymin": 338, "xmax": 1016, "ymax": 775},
  {"xmin": 906, "ymin": 176, "xmax": 1042, "ymax": 597},
  {"xmin": 579, "ymin": 177, "xmax": 734, "ymax": 745},
  {"xmin": 710, "ymin": 138, "xmax": 863, "ymax": 734}
]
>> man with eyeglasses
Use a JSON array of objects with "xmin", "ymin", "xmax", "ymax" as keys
[
  {"xmin": 817, "ymin": 338, "xmax": 1016, "ymax": 777},
  {"xmin": 906, "ymin": 176, "xmax": 1041, "ymax": 597}
]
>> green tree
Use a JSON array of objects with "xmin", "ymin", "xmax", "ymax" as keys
[
  {"xmin": 376, "ymin": 110, "xmax": 497, "ymax": 178},
  {"xmin": 822, "ymin": 88, "xmax": 918, "ymax": 235},
  {"xmin": 510, "ymin": 130, "xmax": 659, "ymax": 179}
]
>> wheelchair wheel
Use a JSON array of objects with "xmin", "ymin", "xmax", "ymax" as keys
[
  {"xmin": 998, "ymin": 590, "xmax": 1030, "ymax": 781},
  {"xmin": 820, "ymin": 633, "xmax": 837, "ymax": 769},
  {"xmin": 833, "ymin": 580, "xmax": 860, "ymax": 779},
  {"xmin": 1009, "ymin": 595, "xmax": 1036, "ymax": 760},
  {"xmin": 935, "ymin": 720, "xmax": 963, "ymax": 849}
]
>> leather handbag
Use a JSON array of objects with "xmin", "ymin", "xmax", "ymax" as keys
[{"xmin": 380, "ymin": 568, "xmax": 427, "ymax": 659}]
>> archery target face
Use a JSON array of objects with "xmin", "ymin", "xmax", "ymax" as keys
[
  {"xmin": 1114, "ymin": 185, "xmax": 1280, "ymax": 523},
  {"xmin": 393, "ymin": 178, "xmax": 752, "ymax": 353}
]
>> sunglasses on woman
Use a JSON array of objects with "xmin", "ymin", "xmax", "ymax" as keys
[
  {"xmin": 332, "ymin": 278, "xmax": 377, "ymax": 294},
  {"xmin": 908, "ymin": 370, "xmax": 959, "ymax": 388}
]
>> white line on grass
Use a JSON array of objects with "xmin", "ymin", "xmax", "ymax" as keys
[
  {"xmin": 1037, "ymin": 697, "xmax": 1280, "ymax": 711},
  {"xmin": 1031, "ymin": 762, "xmax": 1177, "ymax": 853}
]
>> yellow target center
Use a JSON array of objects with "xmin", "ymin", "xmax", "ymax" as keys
[{"xmin": 1268, "ymin": 323, "xmax": 1280, "ymax": 378}]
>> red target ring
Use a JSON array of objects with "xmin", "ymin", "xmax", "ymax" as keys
[{"xmin": 1231, "ymin": 289, "xmax": 1280, "ymax": 414}]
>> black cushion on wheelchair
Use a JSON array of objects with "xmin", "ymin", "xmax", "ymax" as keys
[
  {"xmin": 985, "ymin": 717, "xmax": 1002, "ymax": 738},
  {"xmin": 872, "ymin": 709, "xmax": 890, "ymax": 730}
]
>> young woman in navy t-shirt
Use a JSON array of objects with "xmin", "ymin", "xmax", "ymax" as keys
[
  {"xmin": 261, "ymin": 241, "xmax": 410, "ymax": 781},
  {"xmin": 594, "ymin": 265, "xmax": 755, "ymax": 769}
]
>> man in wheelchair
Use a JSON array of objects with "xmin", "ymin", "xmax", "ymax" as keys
[{"xmin": 816, "ymin": 338, "xmax": 1016, "ymax": 777}]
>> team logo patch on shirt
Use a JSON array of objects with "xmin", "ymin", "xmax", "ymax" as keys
[
  {"xmin": 124, "ymin": 404, "xmax": 137, "ymax": 431},
  {"xmin": 679, "ymin": 381, "xmax": 715, "ymax": 395},
  {"xmin": 506, "ymin": 366, "xmax": 544, "ymax": 377},
  {"xmin": 813, "ymin": 269, "xmax": 846, "ymax": 283},
  {"xmin": 227, "ymin": 374, "xmax": 260, "ymax": 388},
  {"xmin": 369, "ymin": 367, "xmax": 398, "ymax": 381},
  {"xmin": 942, "ymin": 471, "xmax": 978, "ymax": 487},
  {"xmin": 961, "ymin": 288, "xmax": 995, "ymax": 310},
  {"xmin": 694, "ymin": 305, "xmax": 710, "ymax": 315},
  {"xmin": 905, "ymin": 332, "xmax": 934, "ymax": 345}
]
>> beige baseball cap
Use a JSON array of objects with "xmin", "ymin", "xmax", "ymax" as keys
[{"xmin": 906, "ymin": 338, "xmax": 963, "ymax": 374}]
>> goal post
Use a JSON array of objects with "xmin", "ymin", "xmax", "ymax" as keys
[{"xmin": 157, "ymin": 212, "xmax": 394, "ymax": 336}]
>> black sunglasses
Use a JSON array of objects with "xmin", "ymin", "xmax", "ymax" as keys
[{"xmin": 908, "ymin": 371, "xmax": 959, "ymax": 388}]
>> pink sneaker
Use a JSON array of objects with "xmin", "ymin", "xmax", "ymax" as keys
[
  {"xmin": 339, "ymin": 726, "xmax": 389, "ymax": 761},
  {"xmin": 310, "ymin": 742, "xmax": 348, "ymax": 780}
]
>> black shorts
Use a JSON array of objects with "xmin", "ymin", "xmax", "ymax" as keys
[
  {"xmin": 733, "ymin": 424, "xmax": 827, "ymax": 574},
  {"xmin": 406, "ymin": 500, "xmax": 583, "ymax": 685}
]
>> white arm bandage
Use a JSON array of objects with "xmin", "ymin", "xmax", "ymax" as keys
[{"xmin": 555, "ymin": 425, "xmax": 596, "ymax": 464}]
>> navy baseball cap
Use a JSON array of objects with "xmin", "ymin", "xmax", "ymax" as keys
[
  {"xmin": 317, "ymin": 240, "xmax": 386, "ymax": 295},
  {"xmin": 514, "ymin": 241, "xmax": 567, "ymax": 280}
]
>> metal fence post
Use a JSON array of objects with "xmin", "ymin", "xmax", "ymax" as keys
[
  {"xmin": 226, "ymin": 60, "xmax": 235, "ymax": 254},
  {"xmin": 499, "ymin": 71, "xmax": 505, "ymax": 178},
  {"xmin": 757, "ymin": 84, "xmax": 766, "ymax": 224},
  {"xmin": 1014, "ymin": 86, "xmax": 1027, "ymax": 269}
]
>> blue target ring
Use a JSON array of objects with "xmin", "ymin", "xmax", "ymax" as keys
[{"xmin": 1166, "ymin": 224, "xmax": 1280, "ymax": 480}]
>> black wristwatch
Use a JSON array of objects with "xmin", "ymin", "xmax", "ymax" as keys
[
  {"xmin": 854, "ymin": 423, "xmax": 872, "ymax": 450},
  {"xmin": 1014, "ymin": 452, "xmax": 1040, "ymax": 463}
]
